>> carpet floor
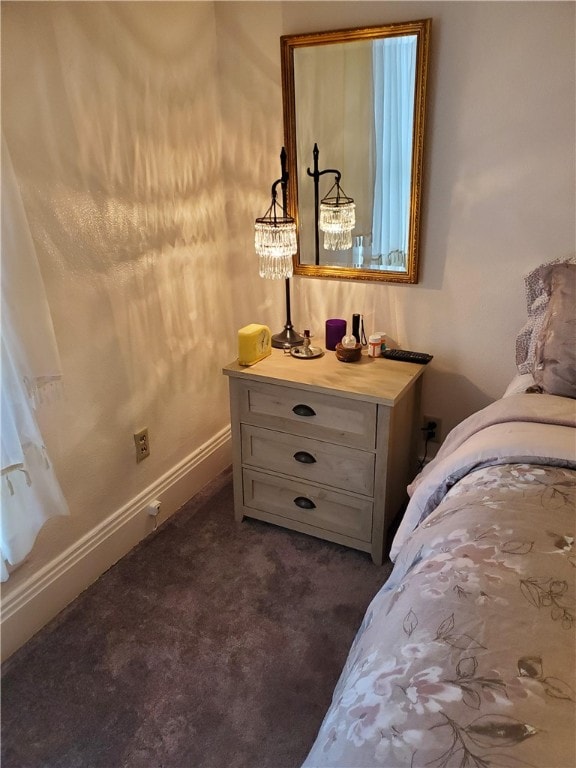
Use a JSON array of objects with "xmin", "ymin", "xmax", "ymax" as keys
[{"xmin": 1, "ymin": 468, "xmax": 392, "ymax": 768}]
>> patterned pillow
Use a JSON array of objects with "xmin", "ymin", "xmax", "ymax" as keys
[
  {"xmin": 516, "ymin": 256, "xmax": 576, "ymax": 374},
  {"xmin": 533, "ymin": 262, "xmax": 576, "ymax": 398}
]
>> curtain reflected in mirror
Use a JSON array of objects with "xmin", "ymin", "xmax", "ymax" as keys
[{"xmin": 281, "ymin": 20, "xmax": 431, "ymax": 283}]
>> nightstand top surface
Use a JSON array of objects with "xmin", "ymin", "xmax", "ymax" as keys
[{"xmin": 223, "ymin": 348, "xmax": 425, "ymax": 405}]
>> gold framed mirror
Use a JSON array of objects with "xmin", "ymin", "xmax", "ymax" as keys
[{"xmin": 281, "ymin": 19, "xmax": 431, "ymax": 283}]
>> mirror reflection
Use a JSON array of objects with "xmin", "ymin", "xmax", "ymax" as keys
[{"xmin": 281, "ymin": 20, "xmax": 431, "ymax": 282}]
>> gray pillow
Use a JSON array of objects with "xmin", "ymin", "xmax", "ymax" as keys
[
  {"xmin": 516, "ymin": 257, "xmax": 575, "ymax": 374},
  {"xmin": 533, "ymin": 262, "xmax": 576, "ymax": 399}
]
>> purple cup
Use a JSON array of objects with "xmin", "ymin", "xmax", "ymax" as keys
[{"xmin": 325, "ymin": 318, "xmax": 347, "ymax": 351}]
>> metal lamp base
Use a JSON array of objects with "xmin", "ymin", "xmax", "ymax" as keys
[{"xmin": 272, "ymin": 326, "xmax": 304, "ymax": 348}]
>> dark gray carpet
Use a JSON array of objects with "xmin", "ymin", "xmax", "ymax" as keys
[{"xmin": 1, "ymin": 468, "xmax": 392, "ymax": 768}]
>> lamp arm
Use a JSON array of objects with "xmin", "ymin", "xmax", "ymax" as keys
[
  {"xmin": 306, "ymin": 168, "xmax": 342, "ymax": 183},
  {"xmin": 269, "ymin": 174, "xmax": 290, "ymax": 225},
  {"xmin": 267, "ymin": 145, "xmax": 291, "ymax": 219},
  {"xmin": 306, "ymin": 144, "xmax": 341, "ymax": 184}
]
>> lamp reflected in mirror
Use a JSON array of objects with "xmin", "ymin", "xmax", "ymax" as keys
[{"xmin": 306, "ymin": 143, "xmax": 355, "ymax": 264}]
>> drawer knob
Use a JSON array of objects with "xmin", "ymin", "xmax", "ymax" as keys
[
  {"xmin": 294, "ymin": 496, "xmax": 316, "ymax": 510},
  {"xmin": 292, "ymin": 403, "xmax": 316, "ymax": 417},
  {"xmin": 294, "ymin": 451, "xmax": 316, "ymax": 464}
]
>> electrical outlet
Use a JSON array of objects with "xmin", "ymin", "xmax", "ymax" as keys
[
  {"xmin": 147, "ymin": 499, "xmax": 161, "ymax": 516},
  {"xmin": 422, "ymin": 415, "xmax": 442, "ymax": 444},
  {"xmin": 134, "ymin": 428, "xmax": 150, "ymax": 462}
]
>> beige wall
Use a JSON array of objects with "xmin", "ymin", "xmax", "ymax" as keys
[
  {"xmin": 0, "ymin": 3, "xmax": 240, "ymax": 612},
  {"xmin": 1, "ymin": 1, "xmax": 574, "ymax": 640},
  {"xmin": 276, "ymin": 1, "xmax": 575, "ymax": 425}
]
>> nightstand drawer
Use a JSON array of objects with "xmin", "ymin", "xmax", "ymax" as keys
[
  {"xmin": 243, "ymin": 468, "xmax": 373, "ymax": 543},
  {"xmin": 241, "ymin": 425, "xmax": 375, "ymax": 496},
  {"xmin": 238, "ymin": 380, "xmax": 377, "ymax": 449}
]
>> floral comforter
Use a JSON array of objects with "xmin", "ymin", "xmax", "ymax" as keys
[{"xmin": 302, "ymin": 394, "xmax": 576, "ymax": 768}]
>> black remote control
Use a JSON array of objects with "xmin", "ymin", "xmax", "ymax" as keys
[{"xmin": 382, "ymin": 348, "xmax": 433, "ymax": 364}]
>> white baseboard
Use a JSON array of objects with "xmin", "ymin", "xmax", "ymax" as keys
[{"xmin": 1, "ymin": 427, "xmax": 231, "ymax": 662}]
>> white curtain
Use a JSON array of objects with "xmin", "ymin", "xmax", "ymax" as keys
[
  {"xmin": 1, "ymin": 137, "xmax": 69, "ymax": 581},
  {"xmin": 371, "ymin": 36, "xmax": 417, "ymax": 267}
]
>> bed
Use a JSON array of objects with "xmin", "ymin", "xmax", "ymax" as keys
[{"xmin": 301, "ymin": 260, "xmax": 576, "ymax": 768}]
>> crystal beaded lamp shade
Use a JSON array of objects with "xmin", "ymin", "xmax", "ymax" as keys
[
  {"xmin": 319, "ymin": 178, "xmax": 355, "ymax": 251},
  {"xmin": 255, "ymin": 219, "xmax": 296, "ymax": 279},
  {"xmin": 319, "ymin": 200, "xmax": 356, "ymax": 251}
]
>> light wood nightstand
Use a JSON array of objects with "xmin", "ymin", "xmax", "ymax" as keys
[{"xmin": 223, "ymin": 349, "xmax": 425, "ymax": 564}]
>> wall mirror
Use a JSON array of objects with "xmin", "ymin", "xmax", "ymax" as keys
[{"xmin": 281, "ymin": 19, "xmax": 431, "ymax": 283}]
